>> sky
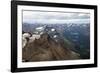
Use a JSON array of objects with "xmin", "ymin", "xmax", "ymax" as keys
[{"xmin": 23, "ymin": 10, "xmax": 90, "ymax": 24}]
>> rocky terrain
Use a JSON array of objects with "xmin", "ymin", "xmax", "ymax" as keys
[
  {"xmin": 23, "ymin": 23, "xmax": 90, "ymax": 59},
  {"xmin": 22, "ymin": 32, "xmax": 80, "ymax": 62}
]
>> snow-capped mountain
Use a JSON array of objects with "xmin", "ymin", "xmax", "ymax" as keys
[{"xmin": 22, "ymin": 23, "xmax": 90, "ymax": 59}]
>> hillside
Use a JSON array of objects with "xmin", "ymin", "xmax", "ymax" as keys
[{"xmin": 22, "ymin": 33, "xmax": 80, "ymax": 62}]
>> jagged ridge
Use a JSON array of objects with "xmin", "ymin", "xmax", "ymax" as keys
[{"xmin": 22, "ymin": 32, "xmax": 80, "ymax": 62}]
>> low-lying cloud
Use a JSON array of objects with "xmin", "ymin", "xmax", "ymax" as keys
[{"xmin": 23, "ymin": 11, "xmax": 90, "ymax": 24}]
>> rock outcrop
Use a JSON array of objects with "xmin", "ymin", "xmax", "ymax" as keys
[{"xmin": 22, "ymin": 33, "xmax": 80, "ymax": 62}]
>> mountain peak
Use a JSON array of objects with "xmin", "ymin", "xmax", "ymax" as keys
[{"xmin": 23, "ymin": 32, "xmax": 80, "ymax": 62}]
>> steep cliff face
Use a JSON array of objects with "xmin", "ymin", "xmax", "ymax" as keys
[{"xmin": 22, "ymin": 33, "xmax": 80, "ymax": 62}]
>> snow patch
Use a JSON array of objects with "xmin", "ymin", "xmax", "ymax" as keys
[{"xmin": 51, "ymin": 28, "xmax": 55, "ymax": 32}]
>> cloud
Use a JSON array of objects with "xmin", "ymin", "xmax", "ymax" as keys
[{"xmin": 23, "ymin": 11, "xmax": 90, "ymax": 24}]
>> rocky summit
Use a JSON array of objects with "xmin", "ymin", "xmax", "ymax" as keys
[{"xmin": 22, "ymin": 30, "xmax": 80, "ymax": 62}]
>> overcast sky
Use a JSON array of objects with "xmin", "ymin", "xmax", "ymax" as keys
[{"xmin": 23, "ymin": 11, "xmax": 90, "ymax": 24}]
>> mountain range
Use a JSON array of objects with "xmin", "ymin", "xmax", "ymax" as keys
[{"xmin": 22, "ymin": 22, "xmax": 90, "ymax": 61}]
